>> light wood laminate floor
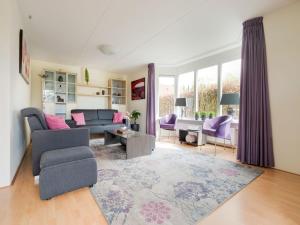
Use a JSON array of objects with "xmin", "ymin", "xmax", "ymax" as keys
[{"xmin": 0, "ymin": 139, "xmax": 300, "ymax": 225}]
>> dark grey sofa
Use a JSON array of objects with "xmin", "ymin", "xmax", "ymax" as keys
[
  {"xmin": 67, "ymin": 109, "xmax": 129, "ymax": 134},
  {"xmin": 21, "ymin": 107, "xmax": 97, "ymax": 200}
]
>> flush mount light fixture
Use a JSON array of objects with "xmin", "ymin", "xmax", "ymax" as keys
[{"xmin": 98, "ymin": 44, "xmax": 118, "ymax": 55}]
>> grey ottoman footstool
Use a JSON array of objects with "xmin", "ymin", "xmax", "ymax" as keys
[{"xmin": 39, "ymin": 146, "xmax": 97, "ymax": 200}]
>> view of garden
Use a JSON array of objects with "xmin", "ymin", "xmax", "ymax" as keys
[{"xmin": 159, "ymin": 59, "xmax": 241, "ymax": 118}]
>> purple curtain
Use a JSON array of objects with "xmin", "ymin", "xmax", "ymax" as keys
[
  {"xmin": 146, "ymin": 63, "xmax": 156, "ymax": 136},
  {"xmin": 237, "ymin": 17, "xmax": 274, "ymax": 167}
]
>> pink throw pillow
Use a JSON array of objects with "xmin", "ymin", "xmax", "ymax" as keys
[
  {"xmin": 113, "ymin": 112, "xmax": 123, "ymax": 123},
  {"xmin": 45, "ymin": 115, "xmax": 70, "ymax": 130},
  {"xmin": 72, "ymin": 112, "xmax": 86, "ymax": 126}
]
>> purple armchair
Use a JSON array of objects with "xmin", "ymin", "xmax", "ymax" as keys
[
  {"xmin": 202, "ymin": 115, "xmax": 232, "ymax": 155},
  {"xmin": 159, "ymin": 114, "xmax": 177, "ymax": 141}
]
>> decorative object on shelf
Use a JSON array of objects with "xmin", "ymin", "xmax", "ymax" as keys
[
  {"xmin": 175, "ymin": 98, "xmax": 187, "ymax": 118},
  {"xmin": 57, "ymin": 75, "xmax": 64, "ymax": 82},
  {"xmin": 19, "ymin": 29, "xmax": 30, "ymax": 84},
  {"xmin": 208, "ymin": 111, "xmax": 215, "ymax": 119},
  {"xmin": 84, "ymin": 68, "xmax": 90, "ymax": 85},
  {"xmin": 131, "ymin": 78, "xmax": 145, "ymax": 100},
  {"xmin": 56, "ymin": 95, "xmax": 65, "ymax": 103},
  {"xmin": 130, "ymin": 110, "xmax": 141, "ymax": 131},
  {"xmin": 57, "ymin": 84, "xmax": 65, "ymax": 93},
  {"xmin": 194, "ymin": 112, "xmax": 200, "ymax": 120},
  {"xmin": 39, "ymin": 73, "xmax": 48, "ymax": 79},
  {"xmin": 102, "ymin": 90, "xmax": 105, "ymax": 95},
  {"xmin": 96, "ymin": 92, "xmax": 100, "ymax": 95},
  {"xmin": 117, "ymin": 93, "xmax": 121, "ymax": 96},
  {"xmin": 220, "ymin": 93, "xmax": 240, "ymax": 118},
  {"xmin": 200, "ymin": 112, "xmax": 207, "ymax": 121}
]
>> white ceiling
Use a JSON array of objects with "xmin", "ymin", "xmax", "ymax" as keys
[{"xmin": 18, "ymin": 0, "xmax": 295, "ymax": 74}]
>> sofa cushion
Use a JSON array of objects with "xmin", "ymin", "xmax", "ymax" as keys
[
  {"xmin": 99, "ymin": 119, "xmax": 114, "ymax": 125},
  {"xmin": 97, "ymin": 109, "xmax": 117, "ymax": 120},
  {"xmin": 85, "ymin": 120, "xmax": 103, "ymax": 126},
  {"xmin": 113, "ymin": 112, "xmax": 124, "ymax": 123},
  {"xmin": 40, "ymin": 146, "xmax": 94, "ymax": 169},
  {"xmin": 45, "ymin": 115, "xmax": 70, "ymax": 130},
  {"xmin": 71, "ymin": 109, "xmax": 98, "ymax": 121},
  {"xmin": 71, "ymin": 112, "xmax": 86, "ymax": 125}
]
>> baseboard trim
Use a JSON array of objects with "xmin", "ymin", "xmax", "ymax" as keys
[{"xmin": 11, "ymin": 145, "xmax": 30, "ymax": 185}]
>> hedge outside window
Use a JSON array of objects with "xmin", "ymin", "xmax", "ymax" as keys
[
  {"xmin": 158, "ymin": 76, "xmax": 175, "ymax": 117},
  {"xmin": 178, "ymin": 72, "xmax": 194, "ymax": 118}
]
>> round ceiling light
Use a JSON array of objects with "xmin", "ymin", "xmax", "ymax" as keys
[{"xmin": 98, "ymin": 44, "xmax": 118, "ymax": 55}]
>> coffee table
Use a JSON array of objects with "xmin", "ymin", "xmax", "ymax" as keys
[{"xmin": 104, "ymin": 130, "xmax": 155, "ymax": 159}]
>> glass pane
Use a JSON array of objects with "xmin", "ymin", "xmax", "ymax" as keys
[
  {"xmin": 178, "ymin": 72, "xmax": 194, "ymax": 118},
  {"xmin": 221, "ymin": 59, "xmax": 241, "ymax": 116},
  {"xmin": 197, "ymin": 66, "xmax": 218, "ymax": 116},
  {"xmin": 68, "ymin": 84, "xmax": 75, "ymax": 93},
  {"xmin": 43, "ymin": 90, "xmax": 54, "ymax": 102},
  {"xmin": 68, "ymin": 74, "xmax": 76, "ymax": 83},
  {"xmin": 68, "ymin": 94, "xmax": 76, "ymax": 103},
  {"xmin": 45, "ymin": 81, "xmax": 54, "ymax": 91},
  {"xmin": 159, "ymin": 77, "xmax": 175, "ymax": 117},
  {"xmin": 45, "ymin": 71, "xmax": 54, "ymax": 81}
]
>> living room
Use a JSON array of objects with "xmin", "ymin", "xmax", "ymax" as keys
[{"xmin": 1, "ymin": 0, "xmax": 300, "ymax": 225}]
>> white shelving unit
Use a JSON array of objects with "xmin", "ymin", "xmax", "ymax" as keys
[{"xmin": 42, "ymin": 70, "xmax": 77, "ymax": 118}]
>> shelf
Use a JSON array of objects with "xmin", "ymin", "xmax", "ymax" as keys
[
  {"xmin": 112, "ymin": 87, "xmax": 126, "ymax": 90},
  {"xmin": 77, "ymin": 83, "xmax": 111, "ymax": 89},
  {"xmin": 77, "ymin": 93, "xmax": 110, "ymax": 97},
  {"xmin": 112, "ymin": 96, "xmax": 126, "ymax": 98}
]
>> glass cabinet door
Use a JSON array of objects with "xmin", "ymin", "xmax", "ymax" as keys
[{"xmin": 45, "ymin": 71, "xmax": 54, "ymax": 81}]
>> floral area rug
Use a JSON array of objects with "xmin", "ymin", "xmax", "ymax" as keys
[{"xmin": 90, "ymin": 139, "xmax": 262, "ymax": 225}]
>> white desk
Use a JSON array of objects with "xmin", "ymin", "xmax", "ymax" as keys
[
  {"xmin": 175, "ymin": 118, "xmax": 204, "ymax": 131},
  {"xmin": 175, "ymin": 118, "xmax": 239, "ymax": 147}
]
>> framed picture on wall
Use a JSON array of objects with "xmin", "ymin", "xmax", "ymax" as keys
[
  {"xmin": 131, "ymin": 77, "xmax": 145, "ymax": 100},
  {"xmin": 19, "ymin": 29, "xmax": 30, "ymax": 84}
]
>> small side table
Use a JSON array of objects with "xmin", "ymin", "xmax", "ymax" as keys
[{"xmin": 179, "ymin": 129, "xmax": 206, "ymax": 146}]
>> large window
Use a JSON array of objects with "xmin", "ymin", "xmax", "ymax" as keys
[
  {"xmin": 158, "ymin": 76, "xmax": 175, "ymax": 117},
  {"xmin": 197, "ymin": 66, "xmax": 218, "ymax": 115},
  {"xmin": 158, "ymin": 58, "xmax": 241, "ymax": 119},
  {"xmin": 221, "ymin": 59, "xmax": 241, "ymax": 115},
  {"xmin": 178, "ymin": 72, "xmax": 194, "ymax": 118}
]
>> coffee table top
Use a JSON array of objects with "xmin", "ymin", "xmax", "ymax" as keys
[{"xmin": 107, "ymin": 129, "xmax": 143, "ymax": 139}]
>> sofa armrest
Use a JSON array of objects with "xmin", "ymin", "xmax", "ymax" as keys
[{"xmin": 31, "ymin": 128, "xmax": 89, "ymax": 176}]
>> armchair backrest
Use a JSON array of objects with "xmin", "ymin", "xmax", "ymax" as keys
[
  {"xmin": 203, "ymin": 115, "xmax": 232, "ymax": 139},
  {"xmin": 160, "ymin": 114, "xmax": 177, "ymax": 125},
  {"xmin": 21, "ymin": 107, "xmax": 48, "ymax": 132}
]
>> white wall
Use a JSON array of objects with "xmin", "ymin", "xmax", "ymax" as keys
[
  {"xmin": 0, "ymin": 0, "xmax": 12, "ymax": 187},
  {"xmin": 31, "ymin": 60, "xmax": 127, "ymax": 118},
  {"xmin": 127, "ymin": 67, "xmax": 148, "ymax": 133},
  {"xmin": 264, "ymin": 1, "xmax": 300, "ymax": 175},
  {"xmin": 0, "ymin": 0, "xmax": 31, "ymax": 187}
]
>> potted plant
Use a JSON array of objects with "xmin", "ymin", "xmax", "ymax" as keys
[
  {"xmin": 208, "ymin": 111, "xmax": 215, "ymax": 119},
  {"xmin": 194, "ymin": 112, "xmax": 200, "ymax": 120},
  {"xmin": 85, "ymin": 68, "xmax": 90, "ymax": 85},
  {"xmin": 130, "ymin": 110, "xmax": 141, "ymax": 131},
  {"xmin": 200, "ymin": 112, "xmax": 207, "ymax": 121}
]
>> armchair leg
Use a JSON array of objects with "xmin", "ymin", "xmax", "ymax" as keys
[{"xmin": 214, "ymin": 137, "xmax": 217, "ymax": 156}]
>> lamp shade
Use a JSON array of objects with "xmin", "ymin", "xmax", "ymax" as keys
[
  {"xmin": 175, "ymin": 98, "xmax": 187, "ymax": 107},
  {"xmin": 220, "ymin": 93, "xmax": 240, "ymax": 105}
]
